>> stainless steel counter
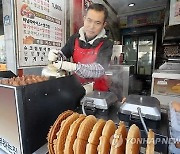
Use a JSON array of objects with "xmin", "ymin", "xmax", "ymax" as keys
[
  {"xmin": 108, "ymin": 65, "xmax": 134, "ymax": 99},
  {"xmin": 152, "ymin": 70, "xmax": 180, "ymax": 79}
]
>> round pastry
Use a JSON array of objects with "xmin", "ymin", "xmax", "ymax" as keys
[
  {"xmin": 110, "ymin": 121, "xmax": 127, "ymax": 154},
  {"xmin": 25, "ymin": 78, "xmax": 33, "ymax": 84},
  {"xmin": 64, "ymin": 114, "xmax": 86, "ymax": 154},
  {"xmin": 55, "ymin": 112, "xmax": 79, "ymax": 154},
  {"xmin": 146, "ymin": 129, "xmax": 155, "ymax": 154},
  {"xmin": 98, "ymin": 120, "xmax": 116, "ymax": 154},
  {"xmin": 47, "ymin": 110, "xmax": 73, "ymax": 154},
  {"xmin": 125, "ymin": 124, "xmax": 141, "ymax": 154},
  {"xmin": 36, "ymin": 76, "xmax": 44, "ymax": 82},
  {"xmin": 86, "ymin": 143, "xmax": 97, "ymax": 154},
  {"xmin": 8, "ymin": 78, "xmax": 15, "ymax": 85},
  {"xmin": 74, "ymin": 138, "xmax": 88, "ymax": 154},
  {"xmin": 19, "ymin": 80, "xmax": 27, "ymax": 86},
  {"xmin": 1, "ymin": 79, "xmax": 9, "ymax": 85},
  {"xmin": 73, "ymin": 115, "xmax": 97, "ymax": 154},
  {"xmin": 12, "ymin": 80, "xmax": 20, "ymax": 86},
  {"xmin": 86, "ymin": 119, "xmax": 106, "ymax": 154}
]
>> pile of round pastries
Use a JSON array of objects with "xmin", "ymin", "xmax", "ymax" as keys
[
  {"xmin": 47, "ymin": 110, "xmax": 154, "ymax": 154},
  {"xmin": 0, "ymin": 75, "xmax": 48, "ymax": 86}
]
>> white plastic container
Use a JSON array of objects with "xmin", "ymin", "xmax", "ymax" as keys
[
  {"xmin": 169, "ymin": 126, "xmax": 180, "ymax": 154},
  {"xmin": 169, "ymin": 142, "xmax": 180, "ymax": 154},
  {"xmin": 169, "ymin": 101, "xmax": 180, "ymax": 139}
]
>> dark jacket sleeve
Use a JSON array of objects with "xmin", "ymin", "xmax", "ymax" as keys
[{"xmin": 60, "ymin": 34, "xmax": 77, "ymax": 58}]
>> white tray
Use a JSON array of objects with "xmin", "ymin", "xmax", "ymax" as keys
[
  {"xmin": 169, "ymin": 101, "xmax": 180, "ymax": 139},
  {"xmin": 169, "ymin": 142, "xmax": 180, "ymax": 154}
]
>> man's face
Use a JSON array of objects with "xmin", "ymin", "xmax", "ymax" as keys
[{"xmin": 83, "ymin": 9, "xmax": 106, "ymax": 39}]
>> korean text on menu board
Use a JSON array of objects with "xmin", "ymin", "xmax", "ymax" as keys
[{"xmin": 16, "ymin": 0, "xmax": 66, "ymax": 67}]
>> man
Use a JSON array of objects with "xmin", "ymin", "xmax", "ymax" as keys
[{"xmin": 48, "ymin": 3, "xmax": 113, "ymax": 91}]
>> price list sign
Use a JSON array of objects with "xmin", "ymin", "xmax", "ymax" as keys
[{"xmin": 16, "ymin": 0, "xmax": 66, "ymax": 67}]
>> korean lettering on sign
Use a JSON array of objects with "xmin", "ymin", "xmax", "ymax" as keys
[
  {"xmin": 0, "ymin": 137, "xmax": 18, "ymax": 154},
  {"xmin": 16, "ymin": 0, "xmax": 66, "ymax": 67}
]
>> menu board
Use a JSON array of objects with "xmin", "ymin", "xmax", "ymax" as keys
[{"xmin": 16, "ymin": 0, "xmax": 66, "ymax": 68}]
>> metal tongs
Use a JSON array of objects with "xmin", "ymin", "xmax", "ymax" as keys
[
  {"xmin": 120, "ymin": 97, "xmax": 148, "ymax": 135},
  {"xmin": 137, "ymin": 107, "xmax": 148, "ymax": 135}
]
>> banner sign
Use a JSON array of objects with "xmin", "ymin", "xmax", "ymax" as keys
[{"xmin": 120, "ymin": 10, "xmax": 164, "ymax": 28}]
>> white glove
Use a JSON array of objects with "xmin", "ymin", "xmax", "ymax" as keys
[
  {"xmin": 41, "ymin": 64, "xmax": 58, "ymax": 77},
  {"xmin": 53, "ymin": 61, "xmax": 77, "ymax": 72},
  {"xmin": 48, "ymin": 49, "xmax": 59, "ymax": 62},
  {"xmin": 83, "ymin": 82, "xmax": 94, "ymax": 94},
  {"xmin": 42, "ymin": 64, "xmax": 66, "ymax": 78}
]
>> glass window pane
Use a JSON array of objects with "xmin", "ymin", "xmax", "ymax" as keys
[{"xmin": 137, "ymin": 36, "xmax": 154, "ymax": 75}]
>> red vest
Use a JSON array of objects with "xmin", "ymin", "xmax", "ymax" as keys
[{"xmin": 73, "ymin": 39, "xmax": 109, "ymax": 91}]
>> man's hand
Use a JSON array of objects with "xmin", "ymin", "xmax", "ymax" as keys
[
  {"xmin": 48, "ymin": 49, "xmax": 59, "ymax": 62},
  {"xmin": 53, "ymin": 61, "xmax": 77, "ymax": 72}
]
